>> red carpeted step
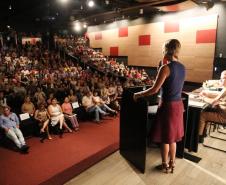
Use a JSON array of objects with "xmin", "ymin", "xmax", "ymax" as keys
[{"xmin": 0, "ymin": 117, "xmax": 119, "ymax": 185}]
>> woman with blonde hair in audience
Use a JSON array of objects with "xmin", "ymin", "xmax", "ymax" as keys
[
  {"xmin": 21, "ymin": 96, "xmax": 35, "ymax": 116},
  {"xmin": 34, "ymin": 87, "xmax": 46, "ymax": 106},
  {"xmin": 62, "ymin": 96, "xmax": 79, "ymax": 131},
  {"xmin": 100, "ymin": 86, "xmax": 110, "ymax": 106},
  {"xmin": 35, "ymin": 102, "xmax": 52, "ymax": 140}
]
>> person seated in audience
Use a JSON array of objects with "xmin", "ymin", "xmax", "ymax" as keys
[
  {"xmin": 0, "ymin": 106, "xmax": 29, "ymax": 153},
  {"xmin": 34, "ymin": 103, "xmax": 52, "ymax": 140},
  {"xmin": 21, "ymin": 95, "xmax": 40, "ymax": 136},
  {"xmin": 82, "ymin": 90, "xmax": 109, "ymax": 123},
  {"xmin": 47, "ymin": 93, "xmax": 54, "ymax": 105},
  {"xmin": 68, "ymin": 89, "xmax": 80, "ymax": 104},
  {"xmin": 198, "ymin": 70, "xmax": 226, "ymax": 143},
  {"xmin": 116, "ymin": 83, "xmax": 123, "ymax": 98},
  {"xmin": 0, "ymin": 90, "xmax": 7, "ymax": 114},
  {"xmin": 34, "ymin": 87, "xmax": 46, "ymax": 106},
  {"xmin": 13, "ymin": 82, "xmax": 27, "ymax": 98},
  {"xmin": 108, "ymin": 83, "xmax": 120, "ymax": 111},
  {"xmin": 93, "ymin": 91, "xmax": 117, "ymax": 116},
  {"xmin": 61, "ymin": 97, "xmax": 79, "ymax": 131},
  {"xmin": 100, "ymin": 86, "xmax": 111, "ymax": 108},
  {"xmin": 48, "ymin": 98, "xmax": 72, "ymax": 134},
  {"xmin": 21, "ymin": 96, "xmax": 35, "ymax": 116}
]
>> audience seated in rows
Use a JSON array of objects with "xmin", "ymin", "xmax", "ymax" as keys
[{"xmin": 0, "ymin": 39, "xmax": 152, "ymax": 153}]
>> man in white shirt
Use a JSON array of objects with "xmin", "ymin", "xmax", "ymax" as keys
[
  {"xmin": 199, "ymin": 71, "xmax": 226, "ymax": 143},
  {"xmin": 82, "ymin": 90, "xmax": 108, "ymax": 123}
]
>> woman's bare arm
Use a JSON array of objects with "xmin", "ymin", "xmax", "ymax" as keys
[
  {"xmin": 47, "ymin": 106, "xmax": 53, "ymax": 116},
  {"xmin": 134, "ymin": 65, "xmax": 170, "ymax": 101}
]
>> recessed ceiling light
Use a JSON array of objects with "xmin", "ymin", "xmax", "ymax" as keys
[
  {"xmin": 88, "ymin": 0, "xmax": 95, "ymax": 8},
  {"xmin": 139, "ymin": 8, "xmax": 143, "ymax": 14},
  {"xmin": 73, "ymin": 21, "xmax": 81, "ymax": 32},
  {"xmin": 59, "ymin": 0, "xmax": 69, "ymax": 4}
]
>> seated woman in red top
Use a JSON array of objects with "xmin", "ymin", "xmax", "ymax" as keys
[{"xmin": 61, "ymin": 97, "xmax": 79, "ymax": 131}]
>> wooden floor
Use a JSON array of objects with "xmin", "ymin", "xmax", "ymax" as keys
[{"xmin": 65, "ymin": 130, "xmax": 226, "ymax": 185}]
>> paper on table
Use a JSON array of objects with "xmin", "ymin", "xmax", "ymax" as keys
[
  {"xmin": 72, "ymin": 102, "xmax": 79, "ymax": 109},
  {"xmin": 19, "ymin": 113, "xmax": 30, "ymax": 121},
  {"xmin": 148, "ymin": 105, "xmax": 158, "ymax": 114},
  {"xmin": 189, "ymin": 100, "xmax": 206, "ymax": 108}
]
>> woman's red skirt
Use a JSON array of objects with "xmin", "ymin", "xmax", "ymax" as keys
[{"xmin": 151, "ymin": 100, "xmax": 184, "ymax": 144}]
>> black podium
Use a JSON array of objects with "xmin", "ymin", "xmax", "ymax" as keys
[{"xmin": 120, "ymin": 86, "xmax": 188, "ymax": 173}]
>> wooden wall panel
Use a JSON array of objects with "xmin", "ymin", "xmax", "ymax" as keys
[{"xmin": 88, "ymin": 14, "xmax": 218, "ymax": 82}]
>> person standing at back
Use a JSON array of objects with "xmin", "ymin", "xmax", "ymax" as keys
[{"xmin": 134, "ymin": 39, "xmax": 185, "ymax": 174}]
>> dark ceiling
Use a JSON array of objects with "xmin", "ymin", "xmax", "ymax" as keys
[{"xmin": 0, "ymin": 0, "xmax": 217, "ymax": 33}]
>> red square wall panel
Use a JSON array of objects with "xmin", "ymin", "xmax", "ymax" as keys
[
  {"xmin": 110, "ymin": 47, "xmax": 118, "ymax": 56},
  {"xmin": 166, "ymin": 4, "xmax": 180, "ymax": 12},
  {"xmin": 119, "ymin": 27, "xmax": 128, "ymax": 37},
  {"xmin": 196, "ymin": 29, "xmax": 216, "ymax": 44},
  {"xmin": 95, "ymin": 32, "xmax": 102, "ymax": 40},
  {"xmin": 139, "ymin": 35, "xmax": 151, "ymax": 46},
  {"xmin": 164, "ymin": 22, "xmax": 179, "ymax": 33}
]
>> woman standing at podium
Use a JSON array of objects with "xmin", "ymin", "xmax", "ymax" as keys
[{"xmin": 134, "ymin": 39, "xmax": 185, "ymax": 174}]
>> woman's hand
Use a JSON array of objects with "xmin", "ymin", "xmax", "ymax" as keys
[{"xmin": 211, "ymin": 99, "xmax": 220, "ymax": 107}]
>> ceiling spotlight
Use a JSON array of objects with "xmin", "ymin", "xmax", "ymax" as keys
[
  {"xmin": 105, "ymin": 0, "xmax": 110, "ymax": 5},
  {"xmin": 9, "ymin": 5, "xmax": 12, "ymax": 10},
  {"xmin": 88, "ymin": 0, "xmax": 95, "ymax": 8},
  {"xmin": 58, "ymin": 0, "xmax": 69, "ymax": 4},
  {"xmin": 73, "ymin": 21, "xmax": 81, "ymax": 32},
  {"xmin": 7, "ymin": 25, "xmax": 10, "ymax": 29},
  {"xmin": 83, "ymin": 23, "xmax": 87, "ymax": 28},
  {"xmin": 139, "ymin": 8, "xmax": 143, "ymax": 14}
]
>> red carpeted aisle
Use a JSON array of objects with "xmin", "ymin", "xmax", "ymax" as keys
[{"xmin": 0, "ymin": 117, "xmax": 119, "ymax": 185}]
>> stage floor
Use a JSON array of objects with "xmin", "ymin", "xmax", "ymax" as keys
[{"xmin": 0, "ymin": 116, "xmax": 119, "ymax": 185}]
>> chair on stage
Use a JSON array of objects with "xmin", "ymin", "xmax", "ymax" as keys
[{"xmin": 203, "ymin": 121, "xmax": 226, "ymax": 152}]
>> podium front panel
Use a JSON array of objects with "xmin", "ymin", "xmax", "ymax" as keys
[{"xmin": 120, "ymin": 87, "xmax": 148, "ymax": 173}]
